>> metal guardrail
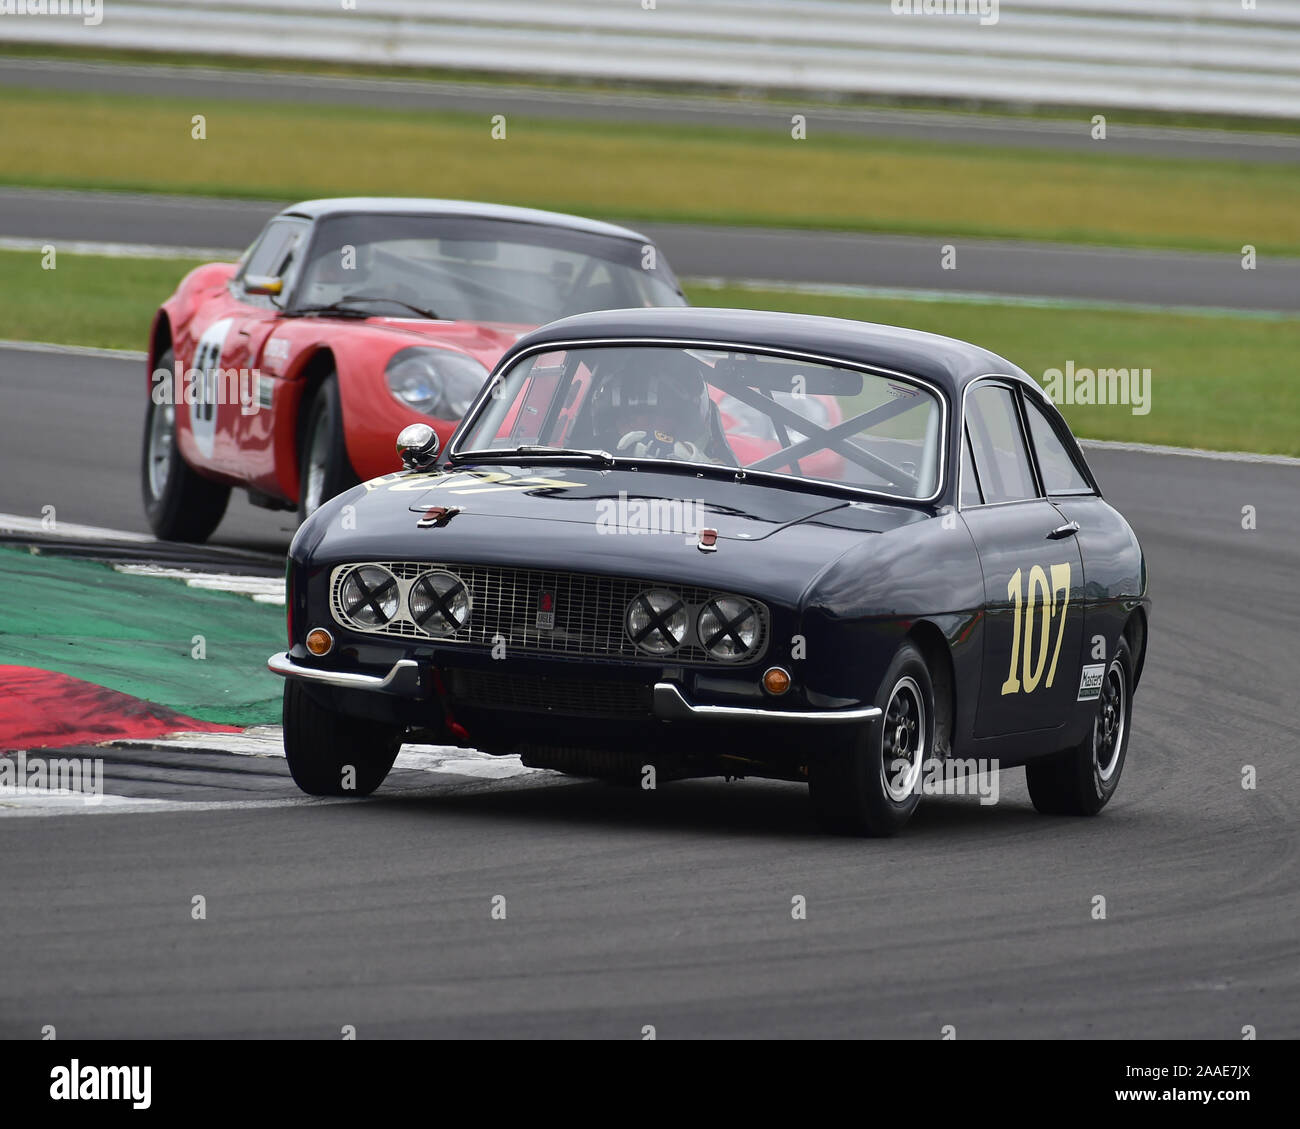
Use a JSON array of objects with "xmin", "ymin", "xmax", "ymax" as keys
[{"xmin": 2, "ymin": 0, "xmax": 1299, "ymax": 118}]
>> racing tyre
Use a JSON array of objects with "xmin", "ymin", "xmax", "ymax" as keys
[
  {"xmin": 282, "ymin": 679, "xmax": 402, "ymax": 797},
  {"xmin": 808, "ymin": 641, "xmax": 932, "ymax": 837},
  {"xmin": 298, "ymin": 375, "xmax": 359, "ymax": 523},
  {"xmin": 1026, "ymin": 637, "xmax": 1133, "ymax": 816},
  {"xmin": 141, "ymin": 347, "xmax": 231, "ymax": 542}
]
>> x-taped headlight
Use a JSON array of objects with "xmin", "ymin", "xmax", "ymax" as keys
[
  {"xmin": 385, "ymin": 347, "xmax": 489, "ymax": 421},
  {"xmin": 626, "ymin": 589, "xmax": 688, "ymax": 656},
  {"xmin": 339, "ymin": 565, "xmax": 399, "ymax": 627},
  {"xmin": 409, "ymin": 570, "xmax": 471, "ymax": 637},
  {"xmin": 698, "ymin": 596, "xmax": 761, "ymax": 662}
]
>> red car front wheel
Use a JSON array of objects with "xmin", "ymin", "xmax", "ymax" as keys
[
  {"xmin": 141, "ymin": 347, "xmax": 231, "ymax": 542},
  {"xmin": 298, "ymin": 375, "xmax": 360, "ymax": 523}
]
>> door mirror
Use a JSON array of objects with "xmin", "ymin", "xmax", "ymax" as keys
[{"xmin": 244, "ymin": 274, "xmax": 284, "ymax": 297}]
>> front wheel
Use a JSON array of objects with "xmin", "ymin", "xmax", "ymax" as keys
[
  {"xmin": 298, "ymin": 375, "xmax": 359, "ymax": 524},
  {"xmin": 808, "ymin": 641, "xmax": 933, "ymax": 837},
  {"xmin": 282, "ymin": 679, "xmax": 402, "ymax": 797},
  {"xmin": 1025, "ymin": 637, "xmax": 1134, "ymax": 816},
  {"xmin": 141, "ymin": 347, "xmax": 231, "ymax": 542}
]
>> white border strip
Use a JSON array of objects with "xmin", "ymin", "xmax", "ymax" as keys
[
  {"xmin": 1080, "ymin": 439, "xmax": 1300, "ymax": 466},
  {"xmin": 0, "ymin": 339, "xmax": 146, "ymax": 361},
  {"xmin": 0, "ymin": 236, "xmax": 237, "ymax": 261},
  {"xmin": 686, "ymin": 277, "xmax": 1300, "ymax": 322}
]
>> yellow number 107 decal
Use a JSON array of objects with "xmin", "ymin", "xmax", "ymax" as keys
[{"xmin": 1001, "ymin": 563, "xmax": 1072, "ymax": 695}]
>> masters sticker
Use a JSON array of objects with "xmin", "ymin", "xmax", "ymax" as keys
[{"xmin": 1077, "ymin": 663, "xmax": 1106, "ymax": 701}]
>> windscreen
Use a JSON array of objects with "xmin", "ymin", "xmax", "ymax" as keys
[
  {"xmin": 457, "ymin": 344, "xmax": 944, "ymax": 499},
  {"xmin": 294, "ymin": 214, "xmax": 683, "ymax": 323}
]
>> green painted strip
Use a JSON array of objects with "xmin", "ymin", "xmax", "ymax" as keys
[{"xmin": 0, "ymin": 548, "xmax": 284, "ymax": 727}]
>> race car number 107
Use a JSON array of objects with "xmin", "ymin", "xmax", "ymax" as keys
[{"xmin": 1000, "ymin": 563, "xmax": 1072, "ymax": 696}]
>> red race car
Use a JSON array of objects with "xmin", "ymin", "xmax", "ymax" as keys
[{"xmin": 141, "ymin": 198, "xmax": 687, "ymax": 541}]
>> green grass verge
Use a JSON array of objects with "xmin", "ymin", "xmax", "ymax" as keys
[
  {"xmin": 3, "ymin": 85, "xmax": 1298, "ymax": 254},
  {"xmin": 2, "ymin": 247, "xmax": 1294, "ymax": 456},
  {"xmin": 0, "ymin": 249, "xmax": 208, "ymax": 351}
]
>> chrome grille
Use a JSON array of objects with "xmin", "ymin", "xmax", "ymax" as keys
[{"xmin": 329, "ymin": 561, "xmax": 769, "ymax": 664}]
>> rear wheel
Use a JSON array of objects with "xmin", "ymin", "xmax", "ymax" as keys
[
  {"xmin": 1026, "ymin": 638, "xmax": 1133, "ymax": 816},
  {"xmin": 808, "ymin": 641, "xmax": 932, "ymax": 837},
  {"xmin": 141, "ymin": 347, "xmax": 231, "ymax": 542},
  {"xmin": 282, "ymin": 679, "xmax": 402, "ymax": 797},
  {"xmin": 298, "ymin": 375, "xmax": 358, "ymax": 523}
]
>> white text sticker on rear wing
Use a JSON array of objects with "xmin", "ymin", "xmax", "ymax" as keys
[{"xmin": 1077, "ymin": 663, "xmax": 1106, "ymax": 701}]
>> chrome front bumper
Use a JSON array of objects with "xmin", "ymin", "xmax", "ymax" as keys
[
  {"xmin": 649, "ymin": 682, "xmax": 881, "ymax": 724},
  {"xmin": 267, "ymin": 653, "xmax": 881, "ymax": 725},
  {"xmin": 267, "ymin": 652, "xmax": 425, "ymax": 695}
]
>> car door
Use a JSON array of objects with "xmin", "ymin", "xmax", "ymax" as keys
[
  {"xmin": 205, "ymin": 218, "xmax": 310, "ymax": 474},
  {"xmin": 1018, "ymin": 390, "xmax": 1127, "ymax": 699},
  {"xmin": 960, "ymin": 380, "xmax": 1085, "ymax": 738}
]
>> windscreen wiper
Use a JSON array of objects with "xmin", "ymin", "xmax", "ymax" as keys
[
  {"xmin": 286, "ymin": 294, "xmax": 440, "ymax": 319},
  {"xmin": 450, "ymin": 446, "xmax": 616, "ymax": 466}
]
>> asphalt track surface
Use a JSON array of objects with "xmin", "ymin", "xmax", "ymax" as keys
[
  {"xmin": 6, "ymin": 56, "xmax": 1300, "ymax": 165},
  {"xmin": 4, "ymin": 187, "xmax": 1298, "ymax": 313},
  {"xmin": 1, "ymin": 346, "xmax": 1297, "ymax": 1037}
]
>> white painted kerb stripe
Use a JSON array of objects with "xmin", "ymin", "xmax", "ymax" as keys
[
  {"xmin": 0, "ymin": 512, "xmax": 155, "ymax": 542},
  {"xmin": 116, "ymin": 726, "xmax": 545, "ymax": 780},
  {"xmin": 112, "ymin": 564, "xmax": 286, "ymax": 604}
]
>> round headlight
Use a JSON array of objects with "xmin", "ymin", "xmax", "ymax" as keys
[
  {"xmin": 409, "ymin": 570, "xmax": 471, "ymax": 637},
  {"xmin": 697, "ymin": 596, "xmax": 760, "ymax": 662},
  {"xmin": 626, "ymin": 589, "xmax": 688, "ymax": 655},
  {"xmin": 339, "ymin": 565, "xmax": 399, "ymax": 627},
  {"xmin": 385, "ymin": 348, "xmax": 489, "ymax": 421}
]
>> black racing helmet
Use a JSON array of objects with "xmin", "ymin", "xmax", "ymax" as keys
[{"xmin": 590, "ymin": 348, "xmax": 712, "ymax": 445}]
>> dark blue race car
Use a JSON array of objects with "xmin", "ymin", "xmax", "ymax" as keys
[{"xmin": 269, "ymin": 307, "xmax": 1150, "ymax": 836}]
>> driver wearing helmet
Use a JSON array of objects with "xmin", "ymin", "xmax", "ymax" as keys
[
  {"xmin": 590, "ymin": 352, "xmax": 734, "ymax": 464},
  {"xmin": 300, "ymin": 241, "xmax": 376, "ymax": 304}
]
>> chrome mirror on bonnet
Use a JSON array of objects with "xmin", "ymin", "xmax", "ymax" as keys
[{"xmin": 396, "ymin": 423, "xmax": 440, "ymax": 470}]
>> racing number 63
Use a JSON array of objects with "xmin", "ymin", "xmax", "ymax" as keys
[{"xmin": 1000, "ymin": 563, "xmax": 1072, "ymax": 695}]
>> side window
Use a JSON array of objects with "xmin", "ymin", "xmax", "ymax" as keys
[
  {"xmin": 960, "ymin": 427, "xmax": 983, "ymax": 506},
  {"xmin": 239, "ymin": 220, "xmax": 307, "ymax": 290},
  {"xmin": 965, "ymin": 383, "xmax": 1038, "ymax": 504},
  {"xmin": 1023, "ymin": 396, "xmax": 1093, "ymax": 495}
]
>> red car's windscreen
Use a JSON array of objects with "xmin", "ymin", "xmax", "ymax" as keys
[{"xmin": 292, "ymin": 214, "xmax": 685, "ymax": 325}]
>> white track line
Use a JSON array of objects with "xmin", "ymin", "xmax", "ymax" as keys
[
  {"xmin": 686, "ymin": 276, "xmax": 1300, "ymax": 322},
  {"xmin": 0, "ymin": 236, "xmax": 238, "ymax": 261},
  {"xmin": 0, "ymin": 338, "xmax": 146, "ymax": 361},
  {"xmin": 1079, "ymin": 439, "xmax": 1300, "ymax": 466}
]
